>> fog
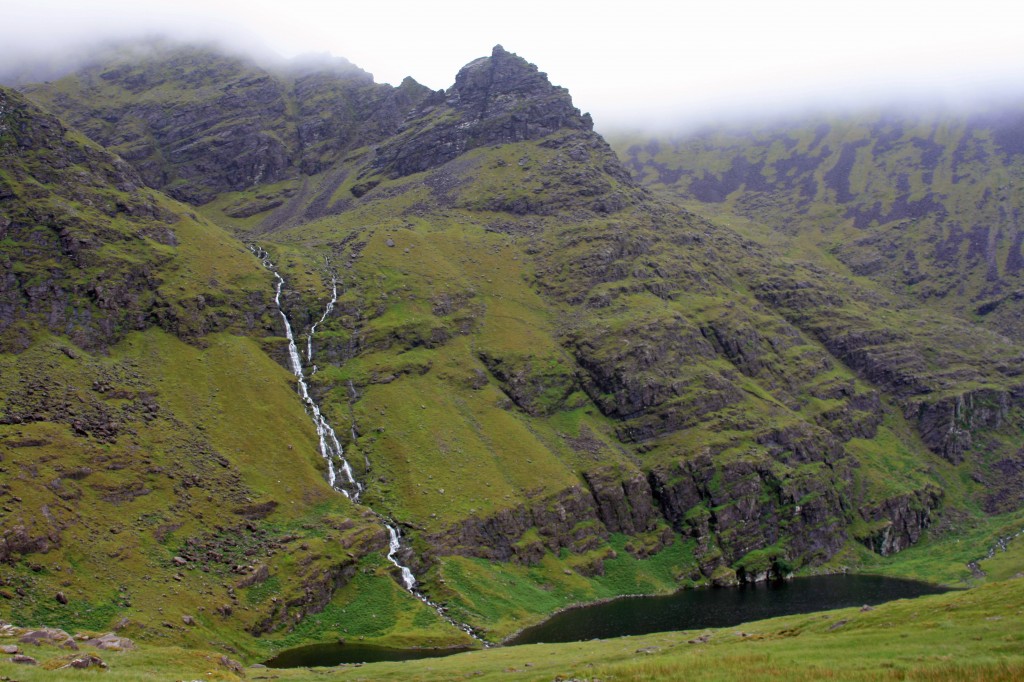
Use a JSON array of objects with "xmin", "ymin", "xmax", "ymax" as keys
[{"xmin": 2, "ymin": 0, "xmax": 1023, "ymax": 133}]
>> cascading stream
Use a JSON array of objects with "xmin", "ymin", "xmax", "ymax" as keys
[
  {"xmin": 386, "ymin": 523, "xmax": 417, "ymax": 591},
  {"xmin": 252, "ymin": 245, "xmax": 489, "ymax": 645},
  {"xmin": 307, "ymin": 257, "xmax": 337, "ymax": 372},
  {"xmin": 385, "ymin": 521, "xmax": 487, "ymax": 642},
  {"xmin": 252, "ymin": 246, "xmax": 361, "ymax": 500},
  {"xmin": 966, "ymin": 526, "xmax": 1024, "ymax": 576}
]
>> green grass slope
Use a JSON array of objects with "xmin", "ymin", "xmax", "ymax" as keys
[
  {"xmin": 204, "ymin": 108, "xmax": 1024, "ymax": 640},
  {"xmin": 3, "ymin": 574, "xmax": 1023, "ymax": 680},
  {"xmin": 6, "ymin": 42, "xmax": 1024, "ymax": 663},
  {"xmin": 0, "ymin": 85, "xmax": 477, "ymax": 659}
]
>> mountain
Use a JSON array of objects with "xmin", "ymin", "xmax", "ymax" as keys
[
  {"xmin": 20, "ymin": 40, "xmax": 434, "ymax": 205},
  {"xmin": 2, "ymin": 40, "xmax": 1023, "ymax": 663},
  {"xmin": 613, "ymin": 109, "xmax": 1024, "ymax": 342},
  {"xmin": 0, "ymin": 84, "xmax": 410, "ymax": 649}
]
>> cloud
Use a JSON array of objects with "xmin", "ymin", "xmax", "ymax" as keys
[{"xmin": 2, "ymin": 0, "xmax": 1023, "ymax": 131}]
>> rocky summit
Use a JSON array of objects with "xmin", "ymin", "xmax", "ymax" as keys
[
  {"xmin": 368, "ymin": 44, "xmax": 597, "ymax": 179},
  {"xmin": 1, "ymin": 39, "xmax": 1023, "ymax": 669}
]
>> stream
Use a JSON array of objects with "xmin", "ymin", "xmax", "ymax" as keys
[{"xmin": 252, "ymin": 246, "xmax": 486, "ymax": 644}]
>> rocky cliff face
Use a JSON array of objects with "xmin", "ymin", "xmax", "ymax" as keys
[
  {"xmin": 908, "ymin": 389, "xmax": 1016, "ymax": 464},
  {"xmin": 614, "ymin": 111, "xmax": 1024, "ymax": 344},
  {"xmin": 859, "ymin": 488, "xmax": 942, "ymax": 556},
  {"xmin": 367, "ymin": 45, "xmax": 598, "ymax": 180},
  {"xmin": 0, "ymin": 87, "xmax": 218, "ymax": 348},
  {"xmin": 743, "ymin": 257, "xmax": 1024, "ymax": 474},
  {"xmin": 426, "ymin": 429, "xmax": 916, "ymax": 586},
  {"xmin": 0, "ymin": 86, "xmax": 264, "ymax": 351},
  {"xmin": 22, "ymin": 42, "xmax": 432, "ymax": 204}
]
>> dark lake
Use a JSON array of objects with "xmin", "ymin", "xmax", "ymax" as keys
[
  {"xmin": 265, "ymin": 574, "xmax": 950, "ymax": 667},
  {"xmin": 506, "ymin": 573, "xmax": 950, "ymax": 646},
  {"xmin": 264, "ymin": 641, "xmax": 473, "ymax": 668}
]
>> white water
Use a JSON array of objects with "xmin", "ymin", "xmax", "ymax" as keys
[
  {"xmin": 386, "ymin": 523, "xmax": 417, "ymax": 590},
  {"xmin": 383, "ymin": 517, "xmax": 487, "ymax": 642},
  {"xmin": 307, "ymin": 259, "xmax": 337, "ymax": 366},
  {"xmin": 253, "ymin": 245, "xmax": 487, "ymax": 644},
  {"xmin": 253, "ymin": 246, "xmax": 361, "ymax": 500}
]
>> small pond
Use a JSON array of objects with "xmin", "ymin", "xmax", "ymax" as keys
[{"xmin": 265, "ymin": 574, "xmax": 950, "ymax": 667}]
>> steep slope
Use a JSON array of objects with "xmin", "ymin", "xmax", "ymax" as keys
[
  {"xmin": 613, "ymin": 109, "xmax": 1024, "ymax": 342},
  {"xmin": 190, "ymin": 47, "xmax": 1023, "ymax": 635},
  {"xmin": 8, "ymin": 42, "xmax": 1024, "ymax": 652},
  {"xmin": 0, "ymin": 86, "xmax": 465, "ymax": 655},
  {"xmin": 21, "ymin": 40, "xmax": 433, "ymax": 205}
]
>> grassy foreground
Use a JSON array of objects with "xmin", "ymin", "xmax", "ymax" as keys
[{"xmin": 3, "ymin": 573, "xmax": 1022, "ymax": 681}]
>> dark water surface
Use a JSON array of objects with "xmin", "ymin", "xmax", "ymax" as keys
[
  {"xmin": 507, "ymin": 574, "xmax": 949, "ymax": 646},
  {"xmin": 266, "ymin": 574, "xmax": 950, "ymax": 667},
  {"xmin": 264, "ymin": 641, "xmax": 473, "ymax": 668}
]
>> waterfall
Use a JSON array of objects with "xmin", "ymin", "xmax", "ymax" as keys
[
  {"xmin": 252, "ymin": 244, "xmax": 488, "ymax": 645},
  {"xmin": 252, "ymin": 246, "xmax": 361, "ymax": 500},
  {"xmin": 386, "ymin": 523, "xmax": 417, "ymax": 590},
  {"xmin": 382, "ymin": 519, "xmax": 488, "ymax": 643},
  {"xmin": 307, "ymin": 258, "xmax": 337, "ymax": 366}
]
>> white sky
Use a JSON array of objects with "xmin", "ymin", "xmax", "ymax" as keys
[{"xmin": 2, "ymin": 0, "xmax": 1023, "ymax": 131}]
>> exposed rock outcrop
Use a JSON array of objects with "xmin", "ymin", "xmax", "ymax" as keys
[
  {"xmin": 430, "ymin": 442, "xmax": 922, "ymax": 581},
  {"xmin": 0, "ymin": 525, "xmax": 59, "ymax": 564},
  {"xmin": 0, "ymin": 86, "xmax": 268, "ymax": 351},
  {"xmin": 429, "ymin": 486, "xmax": 606, "ymax": 564},
  {"xmin": 907, "ymin": 388, "xmax": 1014, "ymax": 464},
  {"xmin": 583, "ymin": 468, "xmax": 657, "ymax": 535},
  {"xmin": 649, "ymin": 451, "xmax": 852, "ymax": 574},
  {"xmin": 859, "ymin": 487, "xmax": 942, "ymax": 556},
  {"xmin": 23, "ymin": 42, "xmax": 433, "ymax": 205},
  {"xmin": 369, "ymin": 45, "xmax": 596, "ymax": 179}
]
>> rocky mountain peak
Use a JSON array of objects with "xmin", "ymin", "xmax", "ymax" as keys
[
  {"xmin": 368, "ymin": 46, "xmax": 596, "ymax": 178},
  {"xmin": 447, "ymin": 44, "xmax": 592, "ymax": 132}
]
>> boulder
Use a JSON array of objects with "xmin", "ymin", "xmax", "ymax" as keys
[
  {"xmin": 60, "ymin": 653, "xmax": 107, "ymax": 669},
  {"xmin": 19, "ymin": 627, "xmax": 71, "ymax": 646},
  {"xmin": 82, "ymin": 632, "xmax": 135, "ymax": 651}
]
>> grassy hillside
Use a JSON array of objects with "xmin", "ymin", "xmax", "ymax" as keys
[
  {"xmin": 4, "ymin": 43, "xmax": 1024, "ymax": 667},
  {"xmin": 2, "ymin": 573, "xmax": 1023, "ymax": 680},
  {"xmin": 203, "ymin": 117, "xmax": 1024, "ymax": 640},
  {"xmin": 0, "ymin": 84, "xmax": 475, "ymax": 658}
]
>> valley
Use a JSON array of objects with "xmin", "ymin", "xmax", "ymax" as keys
[{"xmin": 1, "ymin": 39, "xmax": 1023, "ymax": 679}]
